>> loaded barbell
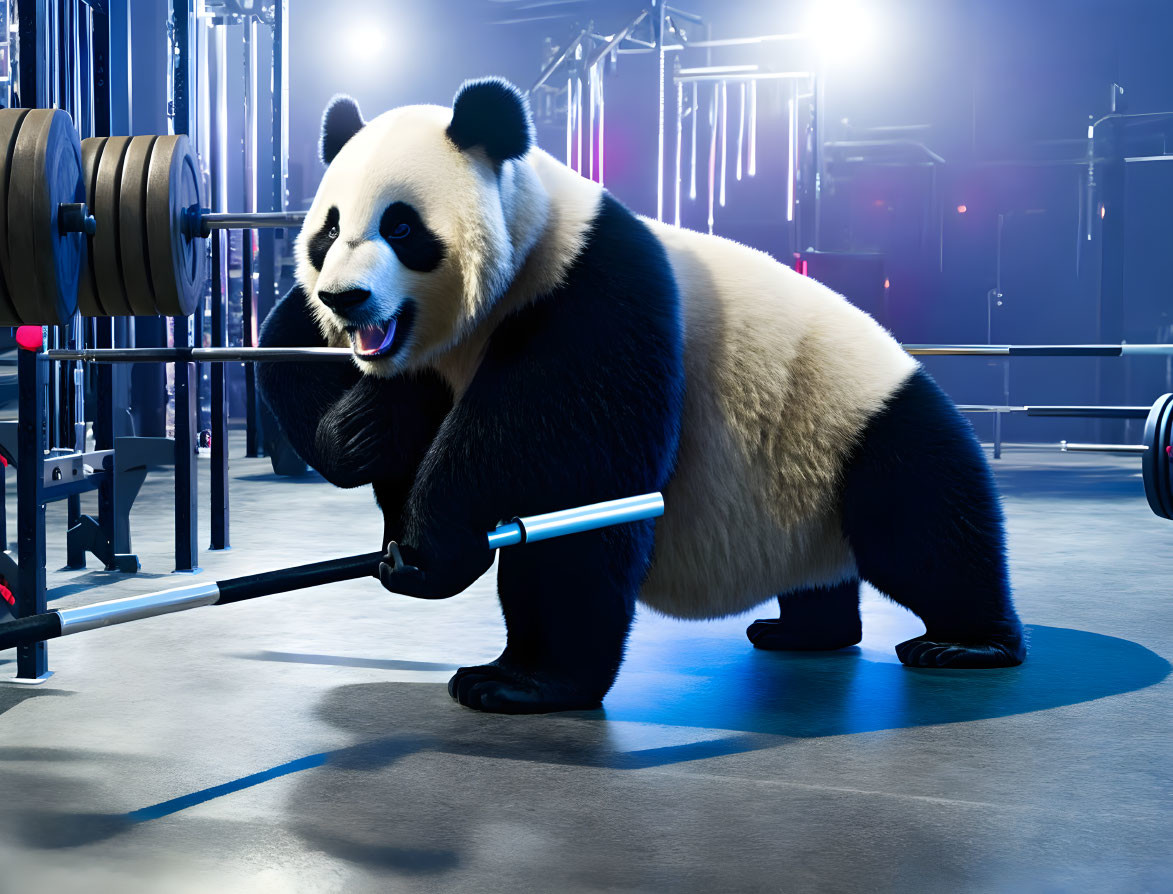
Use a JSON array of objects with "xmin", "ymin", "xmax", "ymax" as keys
[
  {"xmin": 0, "ymin": 492, "xmax": 665, "ymax": 654},
  {"xmin": 0, "ymin": 107, "xmax": 308, "ymax": 328}
]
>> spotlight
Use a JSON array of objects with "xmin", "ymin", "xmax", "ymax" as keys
[
  {"xmin": 957, "ymin": 204, "xmax": 967, "ymax": 214},
  {"xmin": 805, "ymin": 1, "xmax": 877, "ymax": 66},
  {"xmin": 342, "ymin": 22, "xmax": 388, "ymax": 65}
]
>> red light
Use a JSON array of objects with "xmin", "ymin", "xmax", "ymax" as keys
[
  {"xmin": 873, "ymin": 199, "xmax": 885, "ymax": 208},
  {"xmin": 956, "ymin": 204, "xmax": 967, "ymax": 214},
  {"xmin": 884, "ymin": 278, "xmax": 890, "ymax": 289}
]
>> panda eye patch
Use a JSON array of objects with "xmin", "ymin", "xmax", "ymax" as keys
[
  {"xmin": 307, "ymin": 206, "xmax": 341, "ymax": 271},
  {"xmin": 380, "ymin": 201, "xmax": 446, "ymax": 272}
]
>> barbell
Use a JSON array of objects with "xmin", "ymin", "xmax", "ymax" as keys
[
  {"xmin": 0, "ymin": 107, "xmax": 306, "ymax": 328},
  {"xmin": 0, "ymin": 492, "xmax": 665, "ymax": 653}
]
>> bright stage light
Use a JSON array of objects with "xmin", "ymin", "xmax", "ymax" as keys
[
  {"xmin": 342, "ymin": 22, "xmax": 388, "ymax": 65},
  {"xmin": 805, "ymin": 1, "xmax": 878, "ymax": 66}
]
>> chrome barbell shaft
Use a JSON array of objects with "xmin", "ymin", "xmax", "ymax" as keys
[
  {"xmin": 199, "ymin": 210, "xmax": 307, "ymax": 232},
  {"xmin": 0, "ymin": 493, "xmax": 665, "ymax": 652},
  {"xmin": 1059, "ymin": 442, "xmax": 1148, "ymax": 455},
  {"xmin": 44, "ymin": 347, "xmax": 352, "ymax": 363},
  {"xmin": 904, "ymin": 344, "xmax": 1173, "ymax": 356}
]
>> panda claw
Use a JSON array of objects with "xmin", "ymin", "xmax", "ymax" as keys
[
  {"xmin": 896, "ymin": 632, "xmax": 1026, "ymax": 668},
  {"xmin": 447, "ymin": 663, "xmax": 603, "ymax": 714}
]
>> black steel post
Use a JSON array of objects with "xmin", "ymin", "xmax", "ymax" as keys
[
  {"xmin": 174, "ymin": 361, "xmax": 199, "ymax": 573},
  {"xmin": 16, "ymin": 350, "xmax": 48, "ymax": 680},
  {"xmin": 1094, "ymin": 118, "xmax": 1126, "ymax": 443},
  {"xmin": 243, "ymin": 229, "xmax": 259, "ymax": 457},
  {"xmin": 210, "ymin": 232, "xmax": 229, "ymax": 549}
]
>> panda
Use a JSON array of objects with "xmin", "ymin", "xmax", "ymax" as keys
[{"xmin": 258, "ymin": 78, "xmax": 1025, "ymax": 715}]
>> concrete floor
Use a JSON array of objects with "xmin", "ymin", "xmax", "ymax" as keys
[{"xmin": 0, "ymin": 434, "xmax": 1170, "ymax": 893}]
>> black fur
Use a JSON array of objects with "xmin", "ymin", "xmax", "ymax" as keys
[
  {"xmin": 750, "ymin": 368, "xmax": 1024, "ymax": 668},
  {"xmin": 307, "ymin": 207, "xmax": 339, "ymax": 271},
  {"xmin": 748, "ymin": 580, "xmax": 863, "ymax": 651},
  {"xmin": 320, "ymin": 95, "xmax": 364, "ymax": 165},
  {"xmin": 281, "ymin": 193, "xmax": 682, "ymax": 713},
  {"xmin": 380, "ymin": 202, "xmax": 447, "ymax": 272},
  {"xmin": 382, "ymin": 195, "xmax": 684, "ymax": 712},
  {"xmin": 256, "ymin": 288, "xmax": 453, "ymax": 548},
  {"xmin": 446, "ymin": 78, "xmax": 533, "ymax": 165}
]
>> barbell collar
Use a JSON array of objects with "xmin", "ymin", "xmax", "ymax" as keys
[{"xmin": 57, "ymin": 202, "xmax": 96, "ymax": 236}]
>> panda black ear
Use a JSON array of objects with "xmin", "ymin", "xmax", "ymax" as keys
[
  {"xmin": 320, "ymin": 95, "xmax": 365, "ymax": 165},
  {"xmin": 447, "ymin": 78, "xmax": 533, "ymax": 164}
]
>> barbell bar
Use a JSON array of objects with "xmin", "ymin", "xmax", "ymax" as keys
[
  {"xmin": 0, "ymin": 492, "xmax": 665, "ymax": 654},
  {"xmin": 905, "ymin": 344, "xmax": 1173, "ymax": 356},
  {"xmin": 958, "ymin": 405, "xmax": 1152, "ymax": 419},
  {"xmin": 964, "ymin": 394, "xmax": 1173, "ymax": 520},
  {"xmin": 27, "ymin": 344, "xmax": 1173, "ymax": 364}
]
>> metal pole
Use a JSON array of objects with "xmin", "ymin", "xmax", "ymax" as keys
[
  {"xmin": 173, "ymin": 361, "xmax": 198, "ymax": 573},
  {"xmin": 243, "ymin": 231, "xmax": 259, "ymax": 456},
  {"xmin": 15, "ymin": 350, "xmax": 49, "ymax": 681},
  {"xmin": 210, "ymin": 231, "xmax": 229, "ymax": 550},
  {"xmin": 46, "ymin": 347, "xmax": 354, "ymax": 363},
  {"xmin": 655, "ymin": 0, "xmax": 666, "ymax": 221}
]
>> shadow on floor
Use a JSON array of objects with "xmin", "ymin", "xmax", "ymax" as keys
[
  {"xmin": 232, "ymin": 650, "xmax": 460, "ymax": 672},
  {"xmin": 602, "ymin": 624, "xmax": 1170, "ymax": 736},
  {"xmin": 6, "ymin": 624, "xmax": 1166, "ymax": 865},
  {"xmin": 0, "ymin": 687, "xmax": 71, "ymax": 719},
  {"xmin": 46, "ymin": 570, "xmax": 172, "ymax": 603}
]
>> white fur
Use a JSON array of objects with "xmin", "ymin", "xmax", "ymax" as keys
[
  {"xmin": 638, "ymin": 221, "xmax": 917, "ymax": 619},
  {"xmin": 295, "ymin": 105, "xmax": 554, "ymax": 376},
  {"xmin": 300, "ymin": 98, "xmax": 918, "ymax": 621}
]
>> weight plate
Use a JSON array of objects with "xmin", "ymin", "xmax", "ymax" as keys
[
  {"xmin": 117, "ymin": 135, "xmax": 159, "ymax": 315},
  {"xmin": 8, "ymin": 108, "xmax": 85, "ymax": 326},
  {"xmin": 0, "ymin": 108, "xmax": 30, "ymax": 325},
  {"xmin": 78, "ymin": 136, "xmax": 107, "ymax": 316},
  {"xmin": 92, "ymin": 136, "xmax": 133, "ymax": 315},
  {"xmin": 1142, "ymin": 393, "xmax": 1173, "ymax": 521},
  {"xmin": 146, "ymin": 134, "xmax": 206, "ymax": 316}
]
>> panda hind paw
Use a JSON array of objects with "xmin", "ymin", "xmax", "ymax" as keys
[
  {"xmin": 896, "ymin": 631, "xmax": 1025, "ymax": 668},
  {"xmin": 448, "ymin": 663, "xmax": 603, "ymax": 714},
  {"xmin": 746, "ymin": 618, "xmax": 862, "ymax": 652}
]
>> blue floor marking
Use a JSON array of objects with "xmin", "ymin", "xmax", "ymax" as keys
[{"xmin": 126, "ymin": 751, "xmax": 330, "ymax": 823}]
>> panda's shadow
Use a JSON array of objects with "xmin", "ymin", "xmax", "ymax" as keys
[
  {"xmin": 306, "ymin": 624, "xmax": 1169, "ymax": 754},
  {"xmin": 278, "ymin": 623, "xmax": 1167, "ymax": 873},
  {"xmin": 602, "ymin": 623, "xmax": 1171, "ymax": 737}
]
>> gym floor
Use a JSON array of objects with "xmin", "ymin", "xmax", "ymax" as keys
[{"xmin": 0, "ymin": 433, "xmax": 1169, "ymax": 893}]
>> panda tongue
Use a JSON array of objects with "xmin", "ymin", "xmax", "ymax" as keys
[{"xmin": 355, "ymin": 319, "xmax": 397, "ymax": 356}]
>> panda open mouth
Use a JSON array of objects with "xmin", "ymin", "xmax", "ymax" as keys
[{"xmin": 349, "ymin": 302, "xmax": 415, "ymax": 360}]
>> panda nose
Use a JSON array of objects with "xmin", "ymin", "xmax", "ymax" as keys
[{"xmin": 318, "ymin": 288, "xmax": 371, "ymax": 315}]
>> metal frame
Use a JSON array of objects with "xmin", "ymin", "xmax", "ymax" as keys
[
  {"xmin": 522, "ymin": 4, "xmax": 818, "ymax": 248},
  {"xmin": 5, "ymin": 0, "xmax": 295, "ymax": 682}
]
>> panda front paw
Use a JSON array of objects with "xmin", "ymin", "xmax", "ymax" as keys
[
  {"xmin": 377, "ymin": 536, "xmax": 492, "ymax": 600},
  {"xmin": 448, "ymin": 663, "xmax": 604, "ymax": 714},
  {"xmin": 896, "ymin": 630, "xmax": 1026, "ymax": 668}
]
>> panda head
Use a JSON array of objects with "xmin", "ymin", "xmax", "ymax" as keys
[{"xmin": 296, "ymin": 78, "xmax": 547, "ymax": 375}]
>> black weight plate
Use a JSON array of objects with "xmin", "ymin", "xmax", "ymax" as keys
[
  {"xmin": 92, "ymin": 136, "xmax": 133, "ymax": 315},
  {"xmin": 78, "ymin": 136, "xmax": 107, "ymax": 316},
  {"xmin": 0, "ymin": 108, "xmax": 30, "ymax": 324},
  {"xmin": 8, "ymin": 109, "xmax": 85, "ymax": 326},
  {"xmin": 146, "ymin": 135, "xmax": 206, "ymax": 316},
  {"xmin": 117, "ymin": 135, "xmax": 159, "ymax": 315},
  {"xmin": 1142, "ymin": 393, "xmax": 1173, "ymax": 521}
]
